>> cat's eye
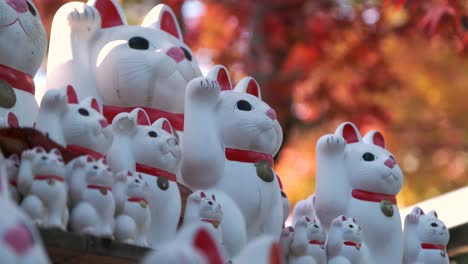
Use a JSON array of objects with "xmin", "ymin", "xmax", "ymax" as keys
[
  {"xmin": 181, "ymin": 47, "xmax": 192, "ymax": 61},
  {"xmin": 157, "ymin": 176, "xmax": 169, "ymax": 191},
  {"xmin": 27, "ymin": 1, "xmax": 36, "ymax": 17},
  {"xmin": 314, "ymin": 224, "xmax": 319, "ymax": 228},
  {"xmin": 431, "ymin": 223, "xmax": 438, "ymax": 227},
  {"xmin": 362, "ymin": 152, "xmax": 375, "ymax": 161},
  {"xmin": 148, "ymin": 131, "xmax": 158, "ymax": 138},
  {"xmin": 349, "ymin": 224, "xmax": 354, "ymax": 228},
  {"xmin": 129, "ymin": 37, "xmax": 149, "ymax": 50},
  {"xmin": 41, "ymin": 156, "xmax": 47, "ymax": 160},
  {"xmin": 236, "ymin": 100, "xmax": 252, "ymax": 111},
  {"xmin": 78, "ymin": 108, "xmax": 89, "ymax": 116}
]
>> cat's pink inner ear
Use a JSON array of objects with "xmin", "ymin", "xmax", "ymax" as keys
[
  {"xmin": 212, "ymin": 194, "xmax": 216, "ymax": 201},
  {"xmin": 162, "ymin": 120, "xmax": 172, "ymax": 134},
  {"xmin": 200, "ymin": 191, "xmax": 206, "ymax": 198},
  {"xmin": 136, "ymin": 110, "xmax": 150, "ymax": 126},
  {"xmin": 217, "ymin": 68, "xmax": 231, "ymax": 91},
  {"xmin": 193, "ymin": 229, "xmax": 223, "ymax": 264},
  {"xmin": 127, "ymin": 171, "xmax": 133, "ymax": 176},
  {"xmin": 246, "ymin": 79, "xmax": 259, "ymax": 98},
  {"xmin": 53, "ymin": 149, "xmax": 61, "ymax": 157},
  {"xmin": 94, "ymin": 0, "xmax": 125, "ymax": 28},
  {"xmin": 91, "ymin": 99, "xmax": 101, "ymax": 113},
  {"xmin": 35, "ymin": 147, "xmax": 44, "ymax": 153},
  {"xmin": 341, "ymin": 215, "xmax": 347, "ymax": 221},
  {"xmin": 161, "ymin": 11, "xmax": 181, "ymax": 40},
  {"xmin": 342, "ymin": 124, "xmax": 359, "ymax": 144},
  {"xmin": 7, "ymin": 112, "xmax": 19, "ymax": 128},
  {"xmin": 372, "ymin": 131, "xmax": 386, "ymax": 148},
  {"xmin": 67, "ymin": 85, "xmax": 79, "ymax": 104}
]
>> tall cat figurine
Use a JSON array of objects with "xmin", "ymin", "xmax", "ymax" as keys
[
  {"xmin": 315, "ymin": 122, "xmax": 403, "ymax": 263},
  {"xmin": 0, "ymin": 0, "xmax": 46, "ymax": 126},
  {"xmin": 327, "ymin": 215, "xmax": 364, "ymax": 264},
  {"xmin": 17, "ymin": 147, "xmax": 68, "ymax": 230},
  {"xmin": 403, "ymin": 207, "xmax": 450, "ymax": 264},
  {"xmin": 47, "ymin": 0, "xmax": 201, "ymax": 135},
  {"xmin": 36, "ymin": 85, "xmax": 113, "ymax": 159},
  {"xmin": 288, "ymin": 216, "xmax": 327, "ymax": 264},
  {"xmin": 107, "ymin": 108, "xmax": 181, "ymax": 248},
  {"xmin": 182, "ymin": 66, "xmax": 284, "ymax": 244},
  {"xmin": 0, "ymin": 148, "xmax": 50, "ymax": 264},
  {"xmin": 292, "ymin": 194, "xmax": 317, "ymax": 226}
]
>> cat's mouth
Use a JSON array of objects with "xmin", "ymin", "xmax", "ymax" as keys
[
  {"xmin": 1, "ymin": 18, "xmax": 30, "ymax": 38},
  {"xmin": 384, "ymin": 172, "xmax": 397, "ymax": 182}
]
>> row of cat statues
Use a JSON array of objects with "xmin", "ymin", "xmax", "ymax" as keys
[{"xmin": 0, "ymin": 0, "xmax": 450, "ymax": 263}]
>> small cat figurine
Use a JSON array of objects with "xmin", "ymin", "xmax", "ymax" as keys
[
  {"xmin": 327, "ymin": 215, "xmax": 364, "ymax": 264},
  {"xmin": 403, "ymin": 207, "xmax": 450, "ymax": 264},
  {"xmin": 0, "ymin": 147, "xmax": 50, "ymax": 264},
  {"xmin": 315, "ymin": 122, "xmax": 403, "ymax": 263},
  {"xmin": 289, "ymin": 216, "xmax": 327, "ymax": 264},
  {"xmin": 5, "ymin": 154, "xmax": 20, "ymax": 203},
  {"xmin": 47, "ymin": 0, "xmax": 201, "ymax": 134},
  {"xmin": 182, "ymin": 65, "xmax": 284, "ymax": 244},
  {"xmin": 107, "ymin": 108, "xmax": 181, "ymax": 248},
  {"xmin": 113, "ymin": 170, "xmax": 150, "ymax": 246},
  {"xmin": 36, "ymin": 85, "xmax": 113, "ymax": 158},
  {"xmin": 0, "ymin": 0, "xmax": 46, "ymax": 126},
  {"xmin": 18, "ymin": 147, "xmax": 68, "ymax": 230},
  {"xmin": 69, "ymin": 156, "xmax": 115, "ymax": 237}
]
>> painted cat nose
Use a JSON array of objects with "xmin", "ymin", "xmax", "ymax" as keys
[
  {"xmin": 166, "ymin": 47, "xmax": 185, "ymax": 63},
  {"xmin": 384, "ymin": 157, "xmax": 396, "ymax": 169},
  {"xmin": 99, "ymin": 119, "xmax": 109, "ymax": 128},
  {"xmin": 266, "ymin": 109, "xmax": 277, "ymax": 120},
  {"xmin": 7, "ymin": 0, "xmax": 28, "ymax": 13},
  {"xmin": 3, "ymin": 224, "xmax": 34, "ymax": 256}
]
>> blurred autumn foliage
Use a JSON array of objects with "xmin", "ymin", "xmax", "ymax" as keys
[{"xmin": 35, "ymin": 0, "xmax": 468, "ymax": 209}]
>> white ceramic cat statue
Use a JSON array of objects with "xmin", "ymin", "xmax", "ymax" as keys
[
  {"xmin": 69, "ymin": 156, "xmax": 115, "ymax": 237},
  {"xmin": 36, "ymin": 85, "xmax": 113, "ymax": 159},
  {"xmin": 0, "ymin": 148, "xmax": 50, "ymax": 264},
  {"xmin": 113, "ymin": 170, "xmax": 150, "ymax": 246},
  {"xmin": 403, "ymin": 207, "xmax": 450, "ymax": 264},
  {"xmin": 182, "ymin": 65, "xmax": 284, "ymax": 243},
  {"xmin": 47, "ymin": 0, "xmax": 202, "ymax": 134},
  {"xmin": 292, "ymin": 194, "xmax": 317, "ymax": 226},
  {"xmin": 315, "ymin": 122, "xmax": 403, "ymax": 263},
  {"xmin": 18, "ymin": 147, "xmax": 68, "ymax": 230},
  {"xmin": 5, "ymin": 154, "xmax": 20, "ymax": 203},
  {"xmin": 288, "ymin": 216, "xmax": 327, "ymax": 264},
  {"xmin": 327, "ymin": 215, "xmax": 363, "ymax": 264},
  {"xmin": 107, "ymin": 108, "xmax": 181, "ymax": 247},
  {"xmin": 141, "ymin": 224, "xmax": 224, "ymax": 264},
  {"xmin": 232, "ymin": 235, "xmax": 283, "ymax": 264},
  {"xmin": 0, "ymin": 0, "xmax": 46, "ymax": 126},
  {"xmin": 183, "ymin": 191, "xmax": 224, "ymax": 253}
]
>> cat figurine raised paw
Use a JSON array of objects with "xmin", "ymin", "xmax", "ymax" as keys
[
  {"xmin": 18, "ymin": 147, "xmax": 68, "ymax": 230},
  {"xmin": 69, "ymin": 156, "xmax": 115, "ymax": 238},
  {"xmin": 288, "ymin": 216, "xmax": 327, "ymax": 264},
  {"xmin": 0, "ymin": 0, "xmax": 47, "ymax": 126},
  {"xmin": 113, "ymin": 170, "xmax": 150, "ymax": 246},
  {"xmin": 403, "ymin": 207, "xmax": 449, "ymax": 264},
  {"xmin": 327, "ymin": 216, "xmax": 364, "ymax": 264},
  {"xmin": 315, "ymin": 122, "xmax": 403, "ymax": 263}
]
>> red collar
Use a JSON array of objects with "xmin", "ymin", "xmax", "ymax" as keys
[
  {"xmin": 128, "ymin": 197, "xmax": 148, "ymax": 204},
  {"xmin": 309, "ymin": 240, "xmax": 325, "ymax": 245},
  {"xmin": 421, "ymin": 243, "xmax": 445, "ymax": 251},
  {"xmin": 344, "ymin": 241, "xmax": 361, "ymax": 247},
  {"xmin": 87, "ymin": 184, "xmax": 112, "ymax": 191},
  {"xmin": 0, "ymin": 64, "xmax": 35, "ymax": 95},
  {"xmin": 135, "ymin": 163, "xmax": 176, "ymax": 182},
  {"xmin": 225, "ymin": 148, "xmax": 273, "ymax": 166},
  {"xmin": 103, "ymin": 105, "xmax": 184, "ymax": 131},
  {"xmin": 66, "ymin": 145, "xmax": 105, "ymax": 160},
  {"xmin": 35, "ymin": 175, "xmax": 64, "ymax": 182},
  {"xmin": 9, "ymin": 180, "xmax": 17, "ymax": 187},
  {"xmin": 351, "ymin": 189, "xmax": 397, "ymax": 205}
]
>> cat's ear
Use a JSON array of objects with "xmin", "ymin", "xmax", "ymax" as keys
[
  {"xmin": 152, "ymin": 118, "xmax": 173, "ymax": 135},
  {"xmin": 87, "ymin": 0, "xmax": 127, "ymax": 28},
  {"xmin": 335, "ymin": 122, "xmax": 361, "ymax": 144},
  {"xmin": 50, "ymin": 148, "xmax": 62, "ymax": 158},
  {"xmin": 427, "ymin": 210, "xmax": 438, "ymax": 219},
  {"xmin": 332, "ymin": 215, "xmax": 346, "ymax": 227},
  {"xmin": 130, "ymin": 108, "xmax": 150, "ymax": 126},
  {"xmin": 7, "ymin": 112, "xmax": 19, "ymax": 128},
  {"xmin": 67, "ymin": 85, "xmax": 79, "ymax": 104},
  {"xmin": 112, "ymin": 109, "xmax": 148, "ymax": 134},
  {"xmin": 90, "ymin": 98, "xmax": 101, "ymax": 113},
  {"xmin": 363, "ymin": 130, "xmax": 386, "ymax": 149},
  {"xmin": 141, "ymin": 4, "xmax": 183, "ymax": 41},
  {"xmin": 411, "ymin": 206, "xmax": 425, "ymax": 216},
  {"xmin": 234, "ymin": 77, "xmax": 262, "ymax": 99},
  {"xmin": 207, "ymin": 65, "xmax": 232, "ymax": 91}
]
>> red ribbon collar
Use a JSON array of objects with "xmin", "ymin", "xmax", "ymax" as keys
[
  {"xmin": 9, "ymin": 180, "xmax": 17, "ymax": 187},
  {"xmin": 0, "ymin": 64, "xmax": 35, "ymax": 95},
  {"xmin": 351, "ymin": 189, "xmax": 397, "ymax": 205},
  {"xmin": 103, "ymin": 105, "xmax": 184, "ymax": 131},
  {"xmin": 34, "ymin": 175, "xmax": 64, "ymax": 182},
  {"xmin": 344, "ymin": 241, "xmax": 361, "ymax": 248},
  {"xmin": 135, "ymin": 163, "xmax": 176, "ymax": 182},
  {"xmin": 87, "ymin": 184, "xmax": 112, "ymax": 191},
  {"xmin": 128, "ymin": 197, "xmax": 148, "ymax": 204},
  {"xmin": 225, "ymin": 148, "xmax": 273, "ymax": 166},
  {"xmin": 421, "ymin": 243, "xmax": 446, "ymax": 251},
  {"xmin": 66, "ymin": 145, "xmax": 105, "ymax": 160},
  {"xmin": 309, "ymin": 240, "xmax": 325, "ymax": 246}
]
